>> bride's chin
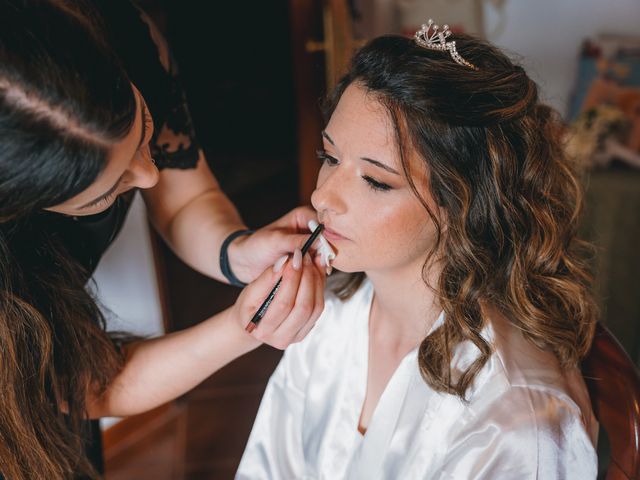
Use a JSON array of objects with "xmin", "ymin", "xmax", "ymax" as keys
[{"xmin": 330, "ymin": 256, "xmax": 360, "ymax": 274}]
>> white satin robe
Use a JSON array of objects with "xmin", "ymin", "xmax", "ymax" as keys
[{"xmin": 237, "ymin": 280, "xmax": 598, "ymax": 480}]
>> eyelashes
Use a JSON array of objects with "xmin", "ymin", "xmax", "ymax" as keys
[
  {"xmin": 86, "ymin": 190, "xmax": 117, "ymax": 210},
  {"xmin": 316, "ymin": 149, "xmax": 393, "ymax": 192},
  {"xmin": 97, "ymin": 192, "xmax": 116, "ymax": 207},
  {"xmin": 361, "ymin": 175, "xmax": 392, "ymax": 192}
]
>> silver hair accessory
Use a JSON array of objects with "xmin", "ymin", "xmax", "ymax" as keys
[{"xmin": 414, "ymin": 19, "xmax": 478, "ymax": 70}]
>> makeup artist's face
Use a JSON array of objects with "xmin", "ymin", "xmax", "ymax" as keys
[
  {"xmin": 45, "ymin": 84, "xmax": 159, "ymax": 216},
  {"xmin": 311, "ymin": 83, "xmax": 437, "ymax": 274}
]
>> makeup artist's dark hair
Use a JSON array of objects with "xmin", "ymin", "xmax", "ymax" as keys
[
  {"xmin": 0, "ymin": 1, "xmax": 136, "ymax": 478},
  {"xmin": 324, "ymin": 35, "xmax": 597, "ymax": 399}
]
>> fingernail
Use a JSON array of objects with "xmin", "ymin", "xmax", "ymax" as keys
[
  {"xmin": 308, "ymin": 219, "xmax": 319, "ymax": 232},
  {"xmin": 273, "ymin": 255, "xmax": 289, "ymax": 273},
  {"xmin": 317, "ymin": 253, "xmax": 326, "ymax": 267},
  {"xmin": 303, "ymin": 253, "xmax": 312, "ymax": 265},
  {"xmin": 326, "ymin": 264, "xmax": 333, "ymax": 276},
  {"xmin": 292, "ymin": 248, "xmax": 302, "ymax": 270}
]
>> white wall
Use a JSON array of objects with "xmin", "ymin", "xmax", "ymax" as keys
[
  {"xmin": 91, "ymin": 193, "xmax": 164, "ymax": 338},
  {"xmin": 357, "ymin": 0, "xmax": 640, "ymax": 118},
  {"xmin": 484, "ymin": 0, "xmax": 640, "ymax": 117}
]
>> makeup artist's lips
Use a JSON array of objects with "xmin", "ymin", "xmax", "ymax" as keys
[{"xmin": 323, "ymin": 226, "xmax": 348, "ymax": 242}]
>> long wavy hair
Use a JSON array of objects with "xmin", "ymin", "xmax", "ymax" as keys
[
  {"xmin": 324, "ymin": 35, "xmax": 597, "ymax": 399},
  {"xmin": 0, "ymin": 1, "xmax": 136, "ymax": 478}
]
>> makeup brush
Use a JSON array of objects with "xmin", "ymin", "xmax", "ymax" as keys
[{"xmin": 245, "ymin": 223, "xmax": 324, "ymax": 333}]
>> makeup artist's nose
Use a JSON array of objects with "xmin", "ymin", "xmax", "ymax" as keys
[
  {"xmin": 311, "ymin": 169, "xmax": 347, "ymax": 216},
  {"xmin": 127, "ymin": 146, "xmax": 159, "ymax": 190}
]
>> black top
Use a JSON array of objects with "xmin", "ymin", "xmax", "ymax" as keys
[
  {"xmin": 37, "ymin": 0, "xmax": 200, "ymax": 475},
  {"xmin": 33, "ymin": 0, "xmax": 199, "ymax": 284},
  {"xmin": 40, "ymin": 0, "xmax": 200, "ymax": 281}
]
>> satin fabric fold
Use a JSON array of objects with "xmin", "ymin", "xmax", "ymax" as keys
[{"xmin": 236, "ymin": 281, "xmax": 597, "ymax": 479}]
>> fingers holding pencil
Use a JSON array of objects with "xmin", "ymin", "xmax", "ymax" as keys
[
  {"xmin": 231, "ymin": 248, "xmax": 326, "ymax": 350},
  {"xmin": 271, "ymin": 251, "xmax": 324, "ymax": 343},
  {"xmin": 245, "ymin": 223, "xmax": 325, "ymax": 333}
]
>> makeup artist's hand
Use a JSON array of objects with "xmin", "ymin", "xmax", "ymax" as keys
[
  {"xmin": 227, "ymin": 206, "xmax": 326, "ymax": 284},
  {"xmin": 230, "ymin": 247, "xmax": 326, "ymax": 349}
]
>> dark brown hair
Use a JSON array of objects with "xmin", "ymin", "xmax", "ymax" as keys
[
  {"xmin": 0, "ymin": 1, "xmax": 136, "ymax": 477},
  {"xmin": 324, "ymin": 34, "xmax": 597, "ymax": 399}
]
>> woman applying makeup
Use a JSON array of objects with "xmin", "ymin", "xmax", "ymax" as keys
[
  {"xmin": 238, "ymin": 24, "xmax": 598, "ymax": 479},
  {"xmin": 0, "ymin": 1, "xmax": 325, "ymax": 479}
]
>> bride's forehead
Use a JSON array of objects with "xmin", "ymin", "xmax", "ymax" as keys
[
  {"xmin": 334, "ymin": 84, "xmax": 388, "ymax": 119},
  {"xmin": 329, "ymin": 88, "xmax": 397, "ymax": 148}
]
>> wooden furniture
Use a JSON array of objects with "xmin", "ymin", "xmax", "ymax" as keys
[
  {"xmin": 582, "ymin": 322, "xmax": 640, "ymax": 479},
  {"xmin": 293, "ymin": 0, "xmax": 363, "ymax": 203}
]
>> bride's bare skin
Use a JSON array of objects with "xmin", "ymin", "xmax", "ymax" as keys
[{"xmin": 312, "ymin": 83, "xmax": 443, "ymax": 433}]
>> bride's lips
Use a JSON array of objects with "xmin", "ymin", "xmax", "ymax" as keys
[{"xmin": 323, "ymin": 226, "xmax": 348, "ymax": 242}]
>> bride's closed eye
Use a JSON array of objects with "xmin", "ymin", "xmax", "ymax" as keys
[
  {"xmin": 316, "ymin": 149, "xmax": 393, "ymax": 192},
  {"xmin": 361, "ymin": 175, "xmax": 392, "ymax": 192}
]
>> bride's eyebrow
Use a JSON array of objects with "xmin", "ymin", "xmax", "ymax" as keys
[
  {"xmin": 322, "ymin": 130, "xmax": 400, "ymax": 175},
  {"xmin": 321, "ymin": 130, "xmax": 335, "ymax": 145},
  {"xmin": 360, "ymin": 157, "xmax": 400, "ymax": 175}
]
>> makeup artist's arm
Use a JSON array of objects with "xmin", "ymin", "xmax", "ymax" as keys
[
  {"xmin": 87, "ymin": 250, "xmax": 323, "ymax": 418},
  {"xmin": 132, "ymin": 10, "xmax": 316, "ymax": 284},
  {"xmin": 143, "ymin": 153, "xmax": 318, "ymax": 284}
]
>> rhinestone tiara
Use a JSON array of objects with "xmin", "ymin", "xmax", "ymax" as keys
[{"xmin": 414, "ymin": 19, "xmax": 478, "ymax": 70}]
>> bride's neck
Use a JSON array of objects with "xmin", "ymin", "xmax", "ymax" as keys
[{"xmin": 365, "ymin": 258, "xmax": 442, "ymax": 349}]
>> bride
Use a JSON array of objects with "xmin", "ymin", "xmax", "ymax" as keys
[{"xmin": 237, "ymin": 26, "xmax": 598, "ymax": 479}]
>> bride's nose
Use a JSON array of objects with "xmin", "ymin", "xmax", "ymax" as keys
[{"xmin": 311, "ymin": 168, "xmax": 348, "ymax": 216}]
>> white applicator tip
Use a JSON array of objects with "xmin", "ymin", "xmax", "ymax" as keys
[{"xmin": 307, "ymin": 220, "xmax": 336, "ymax": 276}]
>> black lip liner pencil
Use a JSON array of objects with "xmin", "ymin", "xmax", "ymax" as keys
[{"xmin": 245, "ymin": 223, "xmax": 324, "ymax": 333}]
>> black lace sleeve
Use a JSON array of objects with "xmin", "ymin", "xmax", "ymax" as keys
[
  {"xmin": 148, "ymin": 49, "xmax": 201, "ymax": 170},
  {"xmin": 93, "ymin": 0, "xmax": 200, "ymax": 170}
]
